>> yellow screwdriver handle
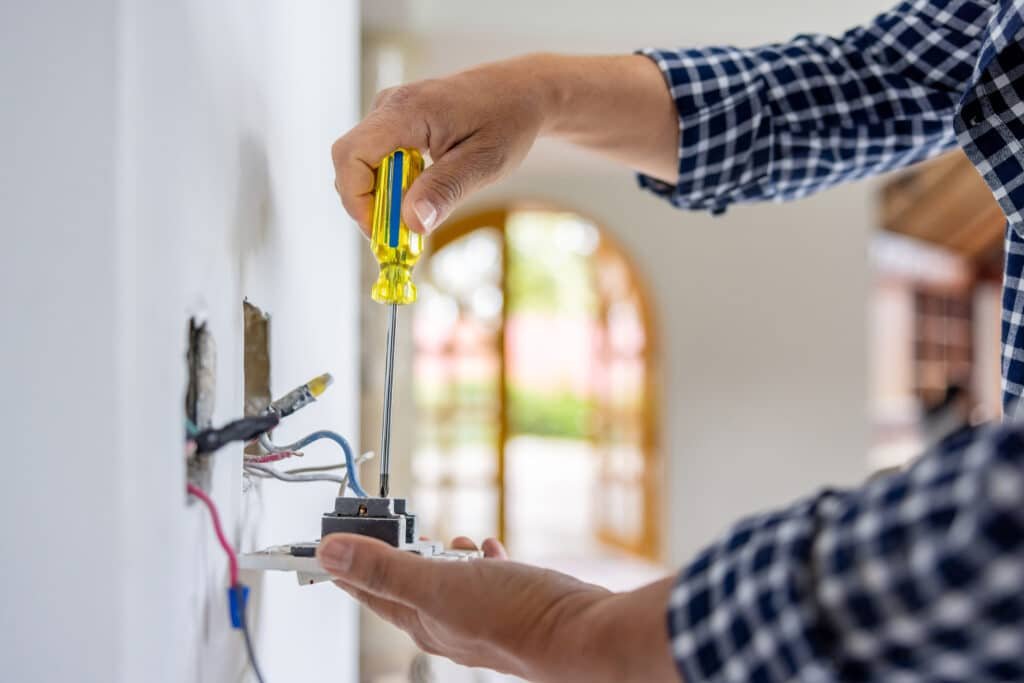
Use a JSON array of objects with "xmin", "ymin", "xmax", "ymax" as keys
[{"xmin": 369, "ymin": 148, "xmax": 425, "ymax": 305}]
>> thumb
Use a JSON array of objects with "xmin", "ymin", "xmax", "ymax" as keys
[
  {"xmin": 402, "ymin": 139, "xmax": 504, "ymax": 234},
  {"xmin": 317, "ymin": 533, "xmax": 438, "ymax": 607}
]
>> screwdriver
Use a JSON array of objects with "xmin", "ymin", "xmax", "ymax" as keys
[{"xmin": 369, "ymin": 148, "xmax": 425, "ymax": 498}]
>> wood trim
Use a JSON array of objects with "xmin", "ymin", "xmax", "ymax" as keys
[
  {"xmin": 879, "ymin": 150, "xmax": 1004, "ymax": 263},
  {"xmin": 428, "ymin": 209, "xmax": 509, "ymax": 254},
  {"xmin": 425, "ymin": 208, "xmax": 510, "ymax": 543}
]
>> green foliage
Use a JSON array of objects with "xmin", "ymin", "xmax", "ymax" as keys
[
  {"xmin": 507, "ymin": 385, "xmax": 593, "ymax": 439},
  {"xmin": 505, "ymin": 225, "xmax": 597, "ymax": 315}
]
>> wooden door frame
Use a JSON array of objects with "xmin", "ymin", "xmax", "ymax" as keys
[{"xmin": 425, "ymin": 203, "xmax": 662, "ymax": 559}]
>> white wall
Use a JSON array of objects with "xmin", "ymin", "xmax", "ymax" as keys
[
  {"xmin": 466, "ymin": 170, "xmax": 872, "ymax": 566},
  {"xmin": 2, "ymin": 2, "xmax": 362, "ymax": 681}
]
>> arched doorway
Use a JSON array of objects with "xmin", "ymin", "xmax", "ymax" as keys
[{"xmin": 409, "ymin": 204, "xmax": 661, "ymax": 561}]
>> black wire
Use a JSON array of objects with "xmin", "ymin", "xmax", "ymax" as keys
[
  {"xmin": 193, "ymin": 414, "xmax": 280, "ymax": 454},
  {"xmin": 239, "ymin": 603, "xmax": 268, "ymax": 683}
]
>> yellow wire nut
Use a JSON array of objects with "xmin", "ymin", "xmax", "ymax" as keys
[
  {"xmin": 305, "ymin": 372, "xmax": 333, "ymax": 398},
  {"xmin": 370, "ymin": 148, "xmax": 424, "ymax": 305}
]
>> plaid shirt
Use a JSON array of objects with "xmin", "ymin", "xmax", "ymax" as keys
[{"xmin": 638, "ymin": 1, "xmax": 1024, "ymax": 680}]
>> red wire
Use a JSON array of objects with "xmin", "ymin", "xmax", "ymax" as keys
[
  {"xmin": 187, "ymin": 482, "xmax": 240, "ymax": 586},
  {"xmin": 244, "ymin": 450, "xmax": 299, "ymax": 464}
]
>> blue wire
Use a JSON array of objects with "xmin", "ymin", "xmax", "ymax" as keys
[{"xmin": 271, "ymin": 430, "xmax": 368, "ymax": 497}]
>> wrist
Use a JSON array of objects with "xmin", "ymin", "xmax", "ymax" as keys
[
  {"xmin": 479, "ymin": 53, "xmax": 576, "ymax": 138},
  {"xmin": 515, "ymin": 53, "xmax": 574, "ymax": 137},
  {"xmin": 574, "ymin": 579, "xmax": 678, "ymax": 683}
]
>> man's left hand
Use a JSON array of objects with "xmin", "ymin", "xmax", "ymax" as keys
[{"xmin": 317, "ymin": 534, "xmax": 679, "ymax": 682}]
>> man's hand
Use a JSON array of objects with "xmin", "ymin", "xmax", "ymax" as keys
[
  {"xmin": 331, "ymin": 56, "xmax": 547, "ymax": 237},
  {"xmin": 331, "ymin": 54, "xmax": 679, "ymax": 237},
  {"xmin": 317, "ymin": 534, "xmax": 680, "ymax": 682}
]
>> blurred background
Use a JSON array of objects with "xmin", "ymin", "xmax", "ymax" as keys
[{"xmin": 1, "ymin": 1, "xmax": 1004, "ymax": 682}]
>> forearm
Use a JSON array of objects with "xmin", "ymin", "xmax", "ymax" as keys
[{"xmin": 523, "ymin": 53, "xmax": 680, "ymax": 183}]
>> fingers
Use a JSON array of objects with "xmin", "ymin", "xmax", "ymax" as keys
[
  {"xmin": 400, "ymin": 137, "xmax": 507, "ymax": 234},
  {"xmin": 334, "ymin": 78, "xmax": 517, "ymax": 237},
  {"xmin": 448, "ymin": 535, "xmax": 507, "ymax": 559},
  {"xmin": 450, "ymin": 536, "xmax": 478, "ymax": 551},
  {"xmin": 330, "ymin": 106, "xmax": 429, "ymax": 237},
  {"xmin": 318, "ymin": 533, "xmax": 446, "ymax": 608},
  {"xmin": 333, "ymin": 579, "xmax": 420, "ymax": 632},
  {"xmin": 481, "ymin": 537, "xmax": 509, "ymax": 560}
]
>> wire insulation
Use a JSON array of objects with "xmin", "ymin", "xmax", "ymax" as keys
[
  {"xmin": 186, "ymin": 482, "xmax": 239, "ymax": 586},
  {"xmin": 240, "ymin": 598, "xmax": 268, "ymax": 683},
  {"xmin": 285, "ymin": 451, "xmax": 373, "ymax": 475},
  {"xmin": 244, "ymin": 463, "xmax": 348, "ymax": 485},
  {"xmin": 194, "ymin": 414, "xmax": 279, "ymax": 454},
  {"xmin": 244, "ymin": 451, "xmax": 301, "ymax": 464},
  {"xmin": 258, "ymin": 430, "xmax": 368, "ymax": 496},
  {"xmin": 186, "ymin": 483, "xmax": 266, "ymax": 682}
]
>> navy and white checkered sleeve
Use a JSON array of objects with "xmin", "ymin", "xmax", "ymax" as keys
[
  {"xmin": 667, "ymin": 422, "xmax": 1024, "ymax": 682},
  {"xmin": 638, "ymin": 0, "xmax": 993, "ymax": 213}
]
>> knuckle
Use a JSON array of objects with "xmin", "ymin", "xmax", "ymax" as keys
[
  {"xmin": 472, "ymin": 136, "xmax": 509, "ymax": 174},
  {"xmin": 371, "ymin": 86, "xmax": 397, "ymax": 110},
  {"xmin": 427, "ymin": 169, "xmax": 464, "ymax": 205},
  {"xmin": 381, "ymin": 83, "xmax": 419, "ymax": 109},
  {"xmin": 330, "ymin": 137, "xmax": 347, "ymax": 164},
  {"xmin": 362, "ymin": 555, "xmax": 390, "ymax": 594}
]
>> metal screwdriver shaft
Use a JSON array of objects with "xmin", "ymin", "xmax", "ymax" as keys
[
  {"xmin": 368, "ymin": 148, "xmax": 425, "ymax": 500},
  {"xmin": 379, "ymin": 303, "xmax": 397, "ymax": 497}
]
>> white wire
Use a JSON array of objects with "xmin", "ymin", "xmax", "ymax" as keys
[
  {"xmin": 284, "ymin": 451, "xmax": 374, "ymax": 476},
  {"xmin": 242, "ymin": 452, "xmax": 374, "ymax": 496},
  {"xmin": 243, "ymin": 463, "xmax": 347, "ymax": 485}
]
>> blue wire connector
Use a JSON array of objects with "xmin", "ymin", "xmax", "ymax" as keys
[{"xmin": 228, "ymin": 584, "xmax": 250, "ymax": 630}]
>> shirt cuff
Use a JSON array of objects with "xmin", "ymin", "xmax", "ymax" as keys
[
  {"xmin": 664, "ymin": 493, "xmax": 837, "ymax": 682},
  {"xmin": 634, "ymin": 46, "xmax": 772, "ymax": 214}
]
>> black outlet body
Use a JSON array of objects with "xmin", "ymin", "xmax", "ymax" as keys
[{"xmin": 321, "ymin": 497, "xmax": 417, "ymax": 548}]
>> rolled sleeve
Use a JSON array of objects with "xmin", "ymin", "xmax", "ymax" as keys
[
  {"xmin": 637, "ymin": 1, "xmax": 992, "ymax": 214},
  {"xmin": 636, "ymin": 47, "xmax": 773, "ymax": 215}
]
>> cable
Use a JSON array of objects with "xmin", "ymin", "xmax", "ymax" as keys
[
  {"xmin": 187, "ymin": 482, "xmax": 239, "ymax": 586},
  {"xmin": 258, "ymin": 430, "xmax": 368, "ymax": 497},
  {"xmin": 194, "ymin": 414, "xmax": 280, "ymax": 455},
  {"xmin": 187, "ymin": 483, "xmax": 267, "ymax": 682},
  {"xmin": 244, "ymin": 463, "xmax": 348, "ymax": 486},
  {"xmin": 244, "ymin": 453, "xmax": 374, "ymax": 501},
  {"xmin": 244, "ymin": 450, "xmax": 301, "ymax": 464},
  {"xmin": 282, "ymin": 462, "xmax": 346, "ymax": 474},
  {"xmin": 240, "ymin": 605, "xmax": 268, "ymax": 683},
  {"xmin": 284, "ymin": 451, "xmax": 373, "ymax": 476}
]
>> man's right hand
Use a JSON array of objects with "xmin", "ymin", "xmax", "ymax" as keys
[
  {"xmin": 331, "ymin": 56, "xmax": 550, "ymax": 237},
  {"xmin": 331, "ymin": 53, "xmax": 679, "ymax": 237}
]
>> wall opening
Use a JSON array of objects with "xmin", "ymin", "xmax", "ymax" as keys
[
  {"xmin": 185, "ymin": 317, "xmax": 216, "ymax": 491},
  {"xmin": 243, "ymin": 300, "xmax": 272, "ymax": 456}
]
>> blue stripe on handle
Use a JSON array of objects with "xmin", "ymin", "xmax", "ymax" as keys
[{"xmin": 388, "ymin": 151, "xmax": 404, "ymax": 248}]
